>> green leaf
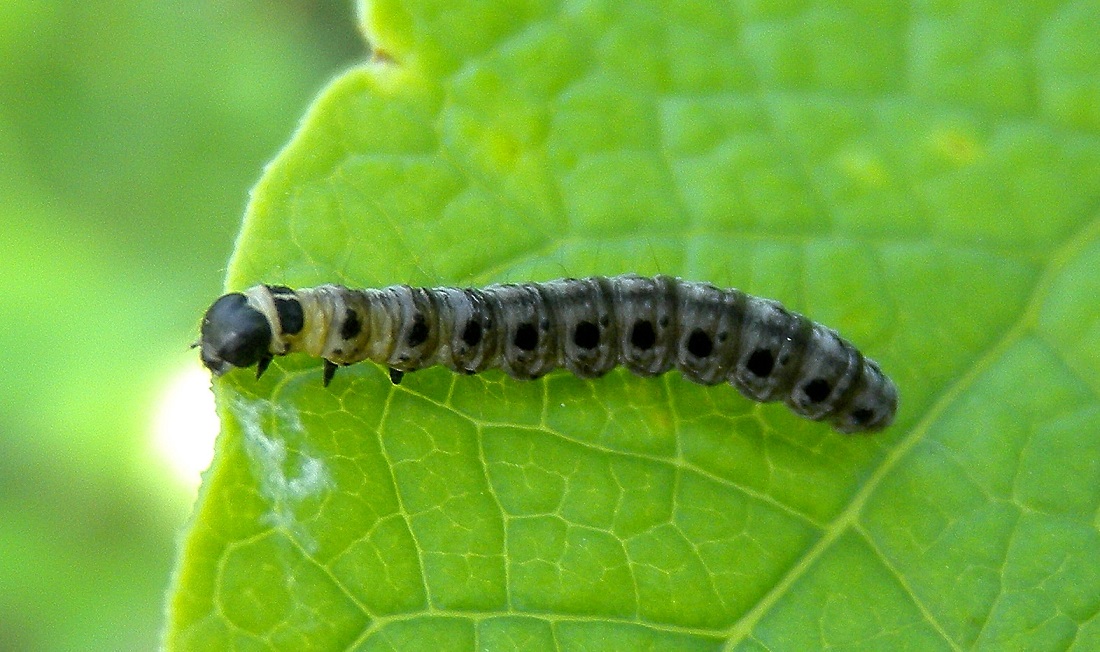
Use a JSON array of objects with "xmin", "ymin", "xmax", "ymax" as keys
[{"xmin": 166, "ymin": 1, "xmax": 1100, "ymax": 649}]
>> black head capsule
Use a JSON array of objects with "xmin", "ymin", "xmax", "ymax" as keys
[{"xmin": 199, "ymin": 293, "xmax": 273, "ymax": 376}]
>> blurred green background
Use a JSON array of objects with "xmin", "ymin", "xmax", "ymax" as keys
[{"xmin": 0, "ymin": 2, "xmax": 361, "ymax": 649}]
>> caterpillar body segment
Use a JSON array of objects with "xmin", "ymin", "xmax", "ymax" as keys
[{"xmin": 199, "ymin": 275, "xmax": 898, "ymax": 433}]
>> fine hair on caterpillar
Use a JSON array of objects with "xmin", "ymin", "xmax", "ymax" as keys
[{"xmin": 198, "ymin": 274, "xmax": 898, "ymax": 433}]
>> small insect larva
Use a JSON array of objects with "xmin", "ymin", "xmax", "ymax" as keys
[{"xmin": 198, "ymin": 275, "xmax": 898, "ymax": 433}]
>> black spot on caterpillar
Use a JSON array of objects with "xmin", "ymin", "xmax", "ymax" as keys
[{"xmin": 199, "ymin": 275, "xmax": 898, "ymax": 433}]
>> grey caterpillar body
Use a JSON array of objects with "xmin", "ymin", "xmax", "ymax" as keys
[{"xmin": 199, "ymin": 275, "xmax": 898, "ymax": 433}]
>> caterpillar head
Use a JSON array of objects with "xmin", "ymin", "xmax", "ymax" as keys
[{"xmin": 199, "ymin": 292, "xmax": 273, "ymax": 377}]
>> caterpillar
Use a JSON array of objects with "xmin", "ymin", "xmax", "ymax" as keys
[{"xmin": 198, "ymin": 275, "xmax": 898, "ymax": 433}]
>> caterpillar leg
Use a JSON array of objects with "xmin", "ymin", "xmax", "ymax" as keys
[
  {"xmin": 256, "ymin": 355, "xmax": 273, "ymax": 379},
  {"xmin": 323, "ymin": 360, "xmax": 338, "ymax": 387},
  {"xmin": 388, "ymin": 368, "xmax": 405, "ymax": 385}
]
